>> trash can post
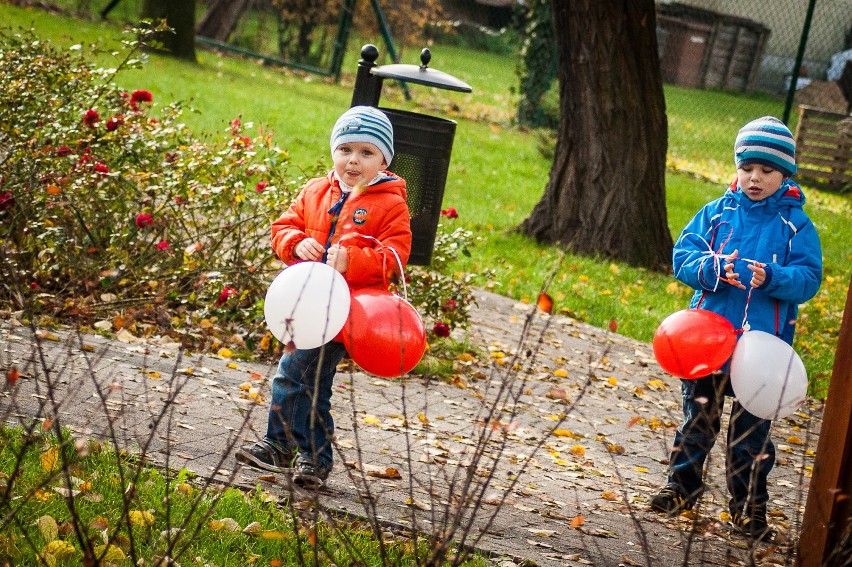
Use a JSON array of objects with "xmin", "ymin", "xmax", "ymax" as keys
[
  {"xmin": 348, "ymin": 45, "xmax": 471, "ymax": 266},
  {"xmin": 351, "ymin": 44, "xmax": 383, "ymax": 107}
]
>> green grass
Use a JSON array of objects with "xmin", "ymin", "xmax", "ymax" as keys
[
  {"xmin": 2, "ymin": 3, "xmax": 849, "ymax": 394},
  {"xmin": 0, "ymin": 428, "xmax": 487, "ymax": 565}
]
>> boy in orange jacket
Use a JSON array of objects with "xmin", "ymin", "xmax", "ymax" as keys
[{"xmin": 236, "ymin": 106, "xmax": 411, "ymax": 489}]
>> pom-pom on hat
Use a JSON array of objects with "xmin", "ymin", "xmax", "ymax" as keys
[
  {"xmin": 330, "ymin": 106, "xmax": 394, "ymax": 166},
  {"xmin": 734, "ymin": 116, "xmax": 797, "ymax": 177}
]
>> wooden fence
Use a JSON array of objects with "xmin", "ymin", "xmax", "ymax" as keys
[{"xmin": 793, "ymin": 105, "xmax": 852, "ymax": 190}]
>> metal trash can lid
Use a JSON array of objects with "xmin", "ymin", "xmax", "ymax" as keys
[{"xmin": 370, "ymin": 48, "xmax": 472, "ymax": 93}]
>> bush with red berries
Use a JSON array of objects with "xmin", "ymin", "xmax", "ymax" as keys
[{"xmin": 0, "ymin": 28, "xmax": 479, "ymax": 359}]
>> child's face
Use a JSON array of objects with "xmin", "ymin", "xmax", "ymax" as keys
[
  {"xmin": 332, "ymin": 142, "xmax": 386, "ymax": 188},
  {"xmin": 736, "ymin": 164, "xmax": 785, "ymax": 201}
]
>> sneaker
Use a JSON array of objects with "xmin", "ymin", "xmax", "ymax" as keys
[
  {"xmin": 650, "ymin": 485, "xmax": 693, "ymax": 516},
  {"xmin": 292, "ymin": 454, "xmax": 331, "ymax": 490},
  {"xmin": 235, "ymin": 440, "xmax": 293, "ymax": 473},
  {"xmin": 730, "ymin": 503, "xmax": 774, "ymax": 541}
]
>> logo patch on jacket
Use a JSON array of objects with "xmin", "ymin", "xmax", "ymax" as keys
[{"xmin": 353, "ymin": 208, "xmax": 368, "ymax": 225}]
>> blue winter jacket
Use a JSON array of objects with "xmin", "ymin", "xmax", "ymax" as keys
[{"xmin": 673, "ymin": 178, "xmax": 822, "ymax": 345}]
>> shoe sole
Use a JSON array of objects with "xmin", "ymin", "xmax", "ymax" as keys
[
  {"xmin": 293, "ymin": 473, "xmax": 326, "ymax": 490},
  {"xmin": 730, "ymin": 522, "xmax": 774, "ymax": 542},
  {"xmin": 235, "ymin": 450, "xmax": 292, "ymax": 474},
  {"xmin": 650, "ymin": 501, "xmax": 692, "ymax": 517}
]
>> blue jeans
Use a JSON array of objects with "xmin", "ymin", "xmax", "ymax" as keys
[
  {"xmin": 265, "ymin": 341, "xmax": 347, "ymax": 469},
  {"xmin": 666, "ymin": 372, "xmax": 775, "ymax": 509}
]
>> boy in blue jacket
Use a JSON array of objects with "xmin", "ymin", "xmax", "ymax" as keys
[{"xmin": 650, "ymin": 117, "xmax": 822, "ymax": 540}]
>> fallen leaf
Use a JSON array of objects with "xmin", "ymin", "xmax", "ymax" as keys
[
  {"xmin": 367, "ymin": 467, "xmax": 401, "ymax": 479},
  {"xmin": 6, "ymin": 368, "xmax": 20, "ymax": 386},
  {"xmin": 40, "ymin": 446, "xmax": 59, "ymax": 472},
  {"xmin": 242, "ymin": 522, "xmax": 263, "ymax": 535},
  {"xmin": 526, "ymin": 528, "xmax": 558, "ymax": 537},
  {"xmin": 552, "ymin": 429, "xmax": 575, "ymax": 438},
  {"xmin": 606, "ymin": 443, "xmax": 625, "ymax": 455},
  {"xmin": 570, "ymin": 515, "xmax": 585, "ymax": 528},
  {"xmin": 35, "ymin": 330, "xmax": 60, "ymax": 341},
  {"xmin": 405, "ymin": 497, "xmax": 431, "ymax": 510},
  {"xmin": 537, "ymin": 293, "xmax": 553, "ymax": 314},
  {"xmin": 129, "ymin": 510, "xmax": 155, "ymax": 527},
  {"xmin": 93, "ymin": 544, "xmax": 125, "ymax": 562},
  {"xmin": 43, "ymin": 539, "xmax": 75, "ymax": 558},
  {"xmin": 36, "ymin": 515, "xmax": 59, "ymax": 542},
  {"xmin": 547, "ymin": 388, "xmax": 570, "ymax": 401},
  {"xmin": 209, "ymin": 518, "xmax": 240, "ymax": 532}
]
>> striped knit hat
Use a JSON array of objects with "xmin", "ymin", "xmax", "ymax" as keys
[
  {"xmin": 330, "ymin": 106, "xmax": 394, "ymax": 166},
  {"xmin": 734, "ymin": 116, "xmax": 797, "ymax": 177}
]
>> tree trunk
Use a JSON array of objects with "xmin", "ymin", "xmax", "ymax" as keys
[
  {"xmin": 196, "ymin": 0, "xmax": 251, "ymax": 42},
  {"xmin": 141, "ymin": 0, "xmax": 197, "ymax": 61},
  {"xmin": 519, "ymin": 0, "xmax": 673, "ymax": 272}
]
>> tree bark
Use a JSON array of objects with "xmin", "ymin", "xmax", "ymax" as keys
[
  {"xmin": 519, "ymin": 0, "xmax": 673, "ymax": 272},
  {"xmin": 141, "ymin": 0, "xmax": 197, "ymax": 61},
  {"xmin": 196, "ymin": 0, "xmax": 251, "ymax": 42}
]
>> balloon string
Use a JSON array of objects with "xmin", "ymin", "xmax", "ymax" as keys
[
  {"xmin": 337, "ymin": 234, "xmax": 408, "ymax": 300},
  {"xmin": 679, "ymin": 231, "xmax": 763, "ymax": 290},
  {"xmin": 679, "ymin": 231, "xmax": 761, "ymax": 332},
  {"xmin": 740, "ymin": 287, "xmax": 753, "ymax": 332}
]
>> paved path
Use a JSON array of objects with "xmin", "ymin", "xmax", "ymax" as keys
[{"xmin": 1, "ymin": 290, "xmax": 821, "ymax": 566}]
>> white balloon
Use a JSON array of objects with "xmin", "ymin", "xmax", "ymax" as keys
[
  {"xmin": 730, "ymin": 330, "xmax": 807, "ymax": 420},
  {"xmin": 263, "ymin": 262, "xmax": 350, "ymax": 350}
]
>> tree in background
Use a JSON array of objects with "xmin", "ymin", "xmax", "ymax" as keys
[
  {"xmin": 519, "ymin": 0, "xmax": 673, "ymax": 271},
  {"xmin": 141, "ymin": 0, "xmax": 197, "ymax": 61}
]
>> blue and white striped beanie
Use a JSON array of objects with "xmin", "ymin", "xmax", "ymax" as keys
[
  {"xmin": 734, "ymin": 116, "xmax": 797, "ymax": 177},
  {"xmin": 330, "ymin": 106, "xmax": 394, "ymax": 166}
]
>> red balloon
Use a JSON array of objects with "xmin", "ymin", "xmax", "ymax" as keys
[
  {"xmin": 342, "ymin": 289, "xmax": 426, "ymax": 378},
  {"xmin": 652, "ymin": 309, "xmax": 737, "ymax": 379}
]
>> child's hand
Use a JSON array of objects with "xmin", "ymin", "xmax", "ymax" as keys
[
  {"xmin": 294, "ymin": 238, "xmax": 324, "ymax": 261},
  {"xmin": 325, "ymin": 244, "xmax": 348, "ymax": 274},
  {"xmin": 721, "ymin": 249, "xmax": 747, "ymax": 290},
  {"xmin": 747, "ymin": 262, "xmax": 767, "ymax": 288}
]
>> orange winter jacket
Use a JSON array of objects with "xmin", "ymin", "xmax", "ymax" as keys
[{"xmin": 271, "ymin": 170, "xmax": 412, "ymax": 291}]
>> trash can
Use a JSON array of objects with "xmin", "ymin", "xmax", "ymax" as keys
[{"xmin": 350, "ymin": 44, "xmax": 472, "ymax": 266}]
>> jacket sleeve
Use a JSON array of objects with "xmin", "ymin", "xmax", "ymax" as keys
[
  {"xmin": 344, "ymin": 198, "xmax": 412, "ymax": 288},
  {"xmin": 762, "ymin": 215, "xmax": 822, "ymax": 304},
  {"xmin": 672, "ymin": 205, "xmax": 723, "ymax": 291},
  {"xmin": 271, "ymin": 186, "xmax": 310, "ymax": 265}
]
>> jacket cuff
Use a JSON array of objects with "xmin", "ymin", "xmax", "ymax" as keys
[{"xmin": 761, "ymin": 264, "xmax": 774, "ymax": 288}]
